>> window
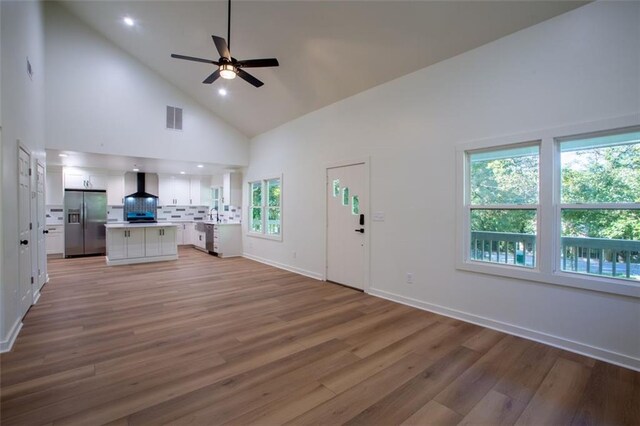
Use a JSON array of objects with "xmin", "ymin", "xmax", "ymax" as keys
[
  {"xmin": 558, "ymin": 129, "xmax": 640, "ymax": 280},
  {"xmin": 458, "ymin": 121, "xmax": 640, "ymax": 297},
  {"xmin": 211, "ymin": 187, "xmax": 221, "ymax": 212},
  {"xmin": 468, "ymin": 145, "xmax": 539, "ymax": 268},
  {"xmin": 248, "ymin": 177, "xmax": 282, "ymax": 239}
]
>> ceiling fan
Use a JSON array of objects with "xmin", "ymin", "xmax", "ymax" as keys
[{"xmin": 170, "ymin": 0, "xmax": 279, "ymax": 88}]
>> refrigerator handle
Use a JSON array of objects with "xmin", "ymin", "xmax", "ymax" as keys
[{"xmin": 83, "ymin": 202, "xmax": 87, "ymax": 230}]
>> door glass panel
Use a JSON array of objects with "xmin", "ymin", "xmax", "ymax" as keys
[
  {"xmin": 333, "ymin": 179, "xmax": 340, "ymax": 197},
  {"xmin": 352, "ymin": 196, "xmax": 360, "ymax": 215},
  {"xmin": 342, "ymin": 187, "xmax": 349, "ymax": 206}
]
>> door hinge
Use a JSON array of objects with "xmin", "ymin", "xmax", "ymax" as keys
[
  {"xmin": 31, "ymin": 276, "xmax": 34, "ymax": 284},
  {"xmin": 30, "ymin": 222, "xmax": 33, "ymax": 230},
  {"xmin": 29, "ymin": 168, "xmax": 32, "ymax": 176}
]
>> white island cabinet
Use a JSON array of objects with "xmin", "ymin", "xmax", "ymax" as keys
[{"xmin": 105, "ymin": 223, "xmax": 178, "ymax": 266}]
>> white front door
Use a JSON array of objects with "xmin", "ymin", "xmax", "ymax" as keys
[
  {"xmin": 18, "ymin": 146, "xmax": 33, "ymax": 317},
  {"xmin": 36, "ymin": 162, "xmax": 46, "ymax": 292},
  {"xmin": 327, "ymin": 163, "xmax": 367, "ymax": 290}
]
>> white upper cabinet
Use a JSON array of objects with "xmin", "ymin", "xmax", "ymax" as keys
[
  {"xmin": 190, "ymin": 178, "xmax": 201, "ymax": 205},
  {"xmin": 107, "ymin": 173, "xmax": 125, "ymax": 205},
  {"xmin": 159, "ymin": 174, "xmax": 203, "ymax": 205},
  {"xmin": 64, "ymin": 168, "xmax": 107, "ymax": 190},
  {"xmin": 222, "ymin": 172, "xmax": 242, "ymax": 206},
  {"xmin": 46, "ymin": 170, "xmax": 64, "ymax": 205}
]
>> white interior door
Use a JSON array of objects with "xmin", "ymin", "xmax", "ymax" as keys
[
  {"xmin": 327, "ymin": 163, "xmax": 367, "ymax": 290},
  {"xmin": 36, "ymin": 162, "xmax": 46, "ymax": 291},
  {"xmin": 18, "ymin": 147, "xmax": 33, "ymax": 317}
]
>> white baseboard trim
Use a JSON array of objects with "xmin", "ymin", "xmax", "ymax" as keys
[
  {"xmin": 33, "ymin": 291, "xmax": 41, "ymax": 305},
  {"xmin": 367, "ymin": 288, "xmax": 640, "ymax": 372},
  {"xmin": 0, "ymin": 320, "xmax": 23, "ymax": 353},
  {"xmin": 242, "ymin": 253, "xmax": 324, "ymax": 281}
]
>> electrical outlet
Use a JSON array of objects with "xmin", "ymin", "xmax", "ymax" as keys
[{"xmin": 406, "ymin": 273, "xmax": 414, "ymax": 284}]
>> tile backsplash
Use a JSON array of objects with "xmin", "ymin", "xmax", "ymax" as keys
[
  {"xmin": 217, "ymin": 205, "xmax": 242, "ymax": 224},
  {"xmin": 157, "ymin": 205, "xmax": 209, "ymax": 222},
  {"xmin": 45, "ymin": 205, "xmax": 64, "ymax": 225}
]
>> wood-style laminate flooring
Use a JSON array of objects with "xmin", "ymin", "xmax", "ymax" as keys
[{"xmin": 1, "ymin": 247, "xmax": 639, "ymax": 425}]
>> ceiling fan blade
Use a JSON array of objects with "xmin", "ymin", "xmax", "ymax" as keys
[
  {"xmin": 202, "ymin": 70, "xmax": 221, "ymax": 84},
  {"xmin": 237, "ymin": 69, "xmax": 264, "ymax": 88},
  {"xmin": 212, "ymin": 35, "xmax": 231, "ymax": 59},
  {"xmin": 237, "ymin": 58, "xmax": 279, "ymax": 68},
  {"xmin": 171, "ymin": 54, "xmax": 218, "ymax": 65}
]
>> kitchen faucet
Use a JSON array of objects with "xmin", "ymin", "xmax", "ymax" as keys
[{"xmin": 209, "ymin": 208, "xmax": 220, "ymax": 223}]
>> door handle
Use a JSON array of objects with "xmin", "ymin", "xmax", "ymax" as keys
[
  {"xmin": 20, "ymin": 239, "xmax": 29, "ymax": 245},
  {"xmin": 359, "ymin": 214, "xmax": 365, "ymax": 226},
  {"xmin": 354, "ymin": 228, "xmax": 364, "ymax": 234},
  {"xmin": 43, "ymin": 230, "xmax": 49, "ymax": 234}
]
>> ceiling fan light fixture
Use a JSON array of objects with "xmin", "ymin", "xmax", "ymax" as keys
[{"xmin": 219, "ymin": 64, "xmax": 236, "ymax": 79}]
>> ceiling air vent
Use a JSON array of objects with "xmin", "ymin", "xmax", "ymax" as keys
[{"xmin": 166, "ymin": 106, "xmax": 183, "ymax": 130}]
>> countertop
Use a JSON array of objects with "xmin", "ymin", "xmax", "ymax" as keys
[
  {"xmin": 202, "ymin": 221, "xmax": 241, "ymax": 226},
  {"xmin": 105, "ymin": 223, "xmax": 178, "ymax": 229}
]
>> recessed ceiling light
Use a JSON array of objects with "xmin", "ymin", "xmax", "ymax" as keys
[
  {"xmin": 197, "ymin": 164, "xmax": 204, "ymax": 168},
  {"xmin": 123, "ymin": 16, "xmax": 135, "ymax": 27},
  {"xmin": 218, "ymin": 88, "xmax": 227, "ymax": 96},
  {"xmin": 180, "ymin": 171, "xmax": 186, "ymax": 175},
  {"xmin": 58, "ymin": 153, "xmax": 68, "ymax": 157},
  {"xmin": 133, "ymin": 168, "xmax": 140, "ymax": 172}
]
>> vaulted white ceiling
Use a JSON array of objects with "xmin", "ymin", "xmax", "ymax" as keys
[{"xmin": 60, "ymin": 0, "xmax": 587, "ymax": 138}]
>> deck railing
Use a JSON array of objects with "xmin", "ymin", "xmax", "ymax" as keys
[{"xmin": 470, "ymin": 231, "xmax": 640, "ymax": 279}]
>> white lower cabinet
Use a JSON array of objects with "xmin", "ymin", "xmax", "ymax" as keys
[
  {"xmin": 175, "ymin": 222, "xmax": 197, "ymax": 246},
  {"xmin": 185, "ymin": 223, "xmax": 194, "ymax": 245},
  {"xmin": 45, "ymin": 225, "xmax": 64, "ymax": 254},
  {"xmin": 107, "ymin": 228, "xmax": 145, "ymax": 260},
  {"xmin": 213, "ymin": 224, "xmax": 242, "ymax": 258},
  {"xmin": 106, "ymin": 225, "xmax": 178, "ymax": 265},
  {"xmin": 194, "ymin": 230, "xmax": 206, "ymax": 250},
  {"xmin": 176, "ymin": 224, "xmax": 184, "ymax": 245},
  {"xmin": 145, "ymin": 227, "xmax": 177, "ymax": 256}
]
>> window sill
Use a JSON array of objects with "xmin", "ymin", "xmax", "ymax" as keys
[
  {"xmin": 456, "ymin": 260, "xmax": 640, "ymax": 298},
  {"xmin": 247, "ymin": 232, "xmax": 283, "ymax": 242}
]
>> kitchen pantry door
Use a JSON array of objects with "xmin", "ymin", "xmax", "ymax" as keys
[
  {"xmin": 18, "ymin": 146, "xmax": 33, "ymax": 317},
  {"xmin": 326, "ymin": 162, "xmax": 367, "ymax": 290}
]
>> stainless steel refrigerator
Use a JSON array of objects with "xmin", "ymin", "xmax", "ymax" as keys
[{"xmin": 64, "ymin": 190, "xmax": 107, "ymax": 257}]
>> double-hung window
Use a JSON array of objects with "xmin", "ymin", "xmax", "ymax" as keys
[
  {"xmin": 248, "ymin": 177, "xmax": 282, "ymax": 239},
  {"xmin": 459, "ymin": 121, "xmax": 640, "ymax": 296},
  {"xmin": 467, "ymin": 144, "xmax": 539, "ymax": 268},
  {"xmin": 558, "ymin": 130, "xmax": 640, "ymax": 280}
]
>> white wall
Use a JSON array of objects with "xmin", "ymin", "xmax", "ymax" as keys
[
  {"xmin": 1, "ymin": 0, "xmax": 46, "ymax": 350},
  {"xmin": 244, "ymin": 2, "xmax": 640, "ymax": 369},
  {"xmin": 44, "ymin": 2, "xmax": 249, "ymax": 167}
]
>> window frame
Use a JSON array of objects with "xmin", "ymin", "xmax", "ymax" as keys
[
  {"xmin": 456, "ymin": 115, "xmax": 640, "ymax": 298},
  {"xmin": 466, "ymin": 141, "xmax": 541, "ymax": 270},
  {"xmin": 247, "ymin": 175, "xmax": 283, "ymax": 241}
]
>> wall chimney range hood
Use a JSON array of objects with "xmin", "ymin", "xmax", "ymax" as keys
[
  {"xmin": 125, "ymin": 173, "xmax": 158, "ymax": 199},
  {"xmin": 124, "ymin": 173, "xmax": 158, "ymax": 223}
]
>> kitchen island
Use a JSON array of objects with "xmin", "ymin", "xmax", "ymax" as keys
[{"xmin": 105, "ymin": 223, "xmax": 178, "ymax": 266}]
